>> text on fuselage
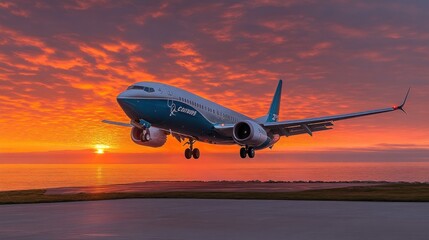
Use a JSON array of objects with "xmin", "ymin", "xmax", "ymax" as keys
[{"xmin": 177, "ymin": 106, "xmax": 197, "ymax": 116}]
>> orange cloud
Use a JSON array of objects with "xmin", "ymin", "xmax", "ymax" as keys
[
  {"xmin": 16, "ymin": 52, "xmax": 88, "ymax": 70},
  {"xmin": 164, "ymin": 41, "xmax": 200, "ymax": 57},
  {"xmin": 79, "ymin": 44, "xmax": 108, "ymax": 59},
  {"xmin": 101, "ymin": 41, "xmax": 141, "ymax": 53},
  {"xmin": 164, "ymin": 41, "xmax": 205, "ymax": 71},
  {"xmin": 0, "ymin": 25, "xmax": 55, "ymax": 54}
]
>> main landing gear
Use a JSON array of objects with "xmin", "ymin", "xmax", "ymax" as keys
[
  {"xmin": 184, "ymin": 139, "xmax": 200, "ymax": 159},
  {"xmin": 240, "ymin": 146, "xmax": 255, "ymax": 159}
]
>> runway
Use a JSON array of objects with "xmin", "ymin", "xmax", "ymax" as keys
[{"xmin": 1, "ymin": 199, "xmax": 428, "ymax": 240}]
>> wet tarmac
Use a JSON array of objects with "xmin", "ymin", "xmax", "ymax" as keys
[{"xmin": 1, "ymin": 199, "xmax": 428, "ymax": 240}]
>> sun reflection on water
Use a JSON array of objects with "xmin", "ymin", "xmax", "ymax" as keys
[{"xmin": 96, "ymin": 166, "xmax": 104, "ymax": 185}]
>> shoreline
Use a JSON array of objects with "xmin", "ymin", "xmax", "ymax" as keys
[{"xmin": 1, "ymin": 181, "xmax": 429, "ymax": 204}]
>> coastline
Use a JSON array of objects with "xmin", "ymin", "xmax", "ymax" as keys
[{"xmin": 1, "ymin": 181, "xmax": 429, "ymax": 204}]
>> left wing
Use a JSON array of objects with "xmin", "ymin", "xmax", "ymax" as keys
[
  {"xmin": 264, "ymin": 88, "xmax": 410, "ymax": 137},
  {"xmin": 213, "ymin": 88, "xmax": 409, "ymax": 137}
]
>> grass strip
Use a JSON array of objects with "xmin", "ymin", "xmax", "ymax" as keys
[{"xmin": 1, "ymin": 183, "xmax": 429, "ymax": 205}]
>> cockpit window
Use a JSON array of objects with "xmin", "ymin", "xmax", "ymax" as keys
[{"xmin": 127, "ymin": 85, "xmax": 155, "ymax": 92}]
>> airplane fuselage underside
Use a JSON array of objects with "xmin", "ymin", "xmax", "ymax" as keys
[{"xmin": 118, "ymin": 97, "xmax": 235, "ymax": 144}]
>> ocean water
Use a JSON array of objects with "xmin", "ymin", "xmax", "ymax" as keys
[{"xmin": 1, "ymin": 162, "xmax": 429, "ymax": 191}]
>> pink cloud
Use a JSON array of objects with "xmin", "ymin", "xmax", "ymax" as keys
[
  {"xmin": 241, "ymin": 32, "xmax": 286, "ymax": 44},
  {"xmin": 298, "ymin": 42, "xmax": 332, "ymax": 58},
  {"xmin": 356, "ymin": 51, "xmax": 396, "ymax": 62},
  {"xmin": 63, "ymin": 0, "xmax": 108, "ymax": 10},
  {"xmin": 198, "ymin": 3, "xmax": 245, "ymax": 42},
  {"xmin": 259, "ymin": 20, "xmax": 300, "ymax": 31},
  {"xmin": 330, "ymin": 24, "xmax": 367, "ymax": 38},
  {"xmin": 0, "ymin": 1, "xmax": 30, "ymax": 17},
  {"xmin": 134, "ymin": 2, "xmax": 169, "ymax": 25},
  {"xmin": 201, "ymin": 25, "xmax": 233, "ymax": 42}
]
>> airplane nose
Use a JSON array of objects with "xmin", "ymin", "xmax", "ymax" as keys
[
  {"xmin": 117, "ymin": 91, "xmax": 128, "ymax": 100},
  {"xmin": 117, "ymin": 90, "xmax": 132, "ymax": 108},
  {"xmin": 116, "ymin": 91, "xmax": 139, "ymax": 120}
]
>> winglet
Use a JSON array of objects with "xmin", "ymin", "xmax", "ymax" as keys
[{"xmin": 393, "ymin": 88, "xmax": 410, "ymax": 114}]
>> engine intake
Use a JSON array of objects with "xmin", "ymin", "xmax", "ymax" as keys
[
  {"xmin": 233, "ymin": 120, "xmax": 269, "ymax": 147},
  {"xmin": 131, "ymin": 126, "xmax": 167, "ymax": 147}
]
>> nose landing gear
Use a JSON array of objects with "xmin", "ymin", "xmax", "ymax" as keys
[
  {"xmin": 140, "ymin": 127, "xmax": 151, "ymax": 142},
  {"xmin": 184, "ymin": 139, "xmax": 200, "ymax": 159},
  {"xmin": 134, "ymin": 119, "xmax": 152, "ymax": 142},
  {"xmin": 240, "ymin": 146, "xmax": 255, "ymax": 159}
]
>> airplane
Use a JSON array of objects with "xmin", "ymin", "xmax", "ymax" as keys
[{"xmin": 103, "ymin": 80, "xmax": 409, "ymax": 159}]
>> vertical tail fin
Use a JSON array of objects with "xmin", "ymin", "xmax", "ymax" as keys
[{"xmin": 266, "ymin": 79, "xmax": 282, "ymax": 122}]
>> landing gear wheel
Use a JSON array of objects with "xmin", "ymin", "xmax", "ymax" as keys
[
  {"xmin": 192, "ymin": 148, "xmax": 200, "ymax": 159},
  {"xmin": 247, "ymin": 147, "xmax": 255, "ymax": 158},
  {"xmin": 140, "ymin": 128, "xmax": 151, "ymax": 142},
  {"xmin": 143, "ymin": 133, "xmax": 151, "ymax": 141},
  {"xmin": 240, "ymin": 147, "xmax": 247, "ymax": 158},
  {"xmin": 185, "ymin": 148, "xmax": 192, "ymax": 159},
  {"xmin": 184, "ymin": 139, "xmax": 200, "ymax": 159}
]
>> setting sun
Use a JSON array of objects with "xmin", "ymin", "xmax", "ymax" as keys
[{"xmin": 95, "ymin": 144, "xmax": 109, "ymax": 154}]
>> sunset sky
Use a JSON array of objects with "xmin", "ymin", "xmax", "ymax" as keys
[{"xmin": 0, "ymin": 0, "xmax": 428, "ymax": 163}]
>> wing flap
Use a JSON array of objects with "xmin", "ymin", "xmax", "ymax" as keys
[{"xmin": 274, "ymin": 121, "xmax": 333, "ymax": 136}]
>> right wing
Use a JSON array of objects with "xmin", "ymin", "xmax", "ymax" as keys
[
  {"xmin": 102, "ymin": 119, "xmax": 195, "ymax": 143},
  {"xmin": 101, "ymin": 120, "xmax": 132, "ymax": 127}
]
